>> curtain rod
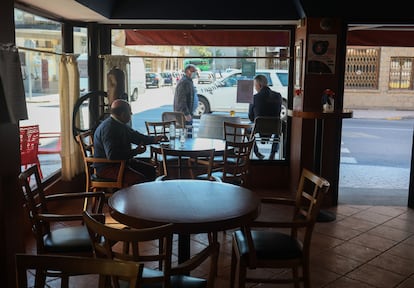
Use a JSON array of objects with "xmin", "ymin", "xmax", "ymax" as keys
[{"xmin": 16, "ymin": 46, "xmax": 76, "ymax": 56}]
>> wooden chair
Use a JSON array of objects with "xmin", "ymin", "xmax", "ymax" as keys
[
  {"xmin": 145, "ymin": 120, "xmax": 175, "ymax": 176},
  {"xmin": 223, "ymin": 121, "xmax": 254, "ymax": 142},
  {"xmin": 156, "ymin": 147, "xmax": 221, "ymax": 182},
  {"xmin": 162, "ymin": 111, "xmax": 193, "ymax": 138},
  {"xmin": 205, "ymin": 121, "xmax": 254, "ymax": 172},
  {"xmin": 211, "ymin": 139, "xmax": 255, "ymax": 186},
  {"xmin": 75, "ymin": 130, "xmax": 126, "ymax": 209},
  {"xmin": 18, "ymin": 164, "xmax": 106, "ymax": 288},
  {"xmin": 15, "ymin": 253, "xmax": 143, "ymax": 288},
  {"xmin": 251, "ymin": 116, "xmax": 283, "ymax": 160},
  {"xmin": 83, "ymin": 210, "xmax": 218, "ymax": 288},
  {"xmin": 230, "ymin": 168, "xmax": 330, "ymax": 288},
  {"xmin": 20, "ymin": 124, "xmax": 43, "ymax": 179}
]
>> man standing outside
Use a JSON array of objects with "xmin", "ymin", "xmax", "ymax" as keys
[
  {"xmin": 173, "ymin": 64, "xmax": 198, "ymax": 137},
  {"xmin": 94, "ymin": 99, "xmax": 166, "ymax": 186},
  {"xmin": 248, "ymin": 74, "xmax": 282, "ymax": 160}
]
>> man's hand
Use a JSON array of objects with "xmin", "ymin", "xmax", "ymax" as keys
[
  {"xmin": 134, "ymin": 144, "xmax": 146, "ymax": 155},
  {"xmin": 154, "ymin": 135, "xmax": 168, "ymax": 142}
]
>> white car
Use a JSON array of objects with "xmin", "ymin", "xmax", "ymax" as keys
[{"xmin": 194, "ymin": 69, "xmax": 289, "ymax": 120}]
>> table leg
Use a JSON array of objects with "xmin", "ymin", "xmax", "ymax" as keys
[
  {"xmin": 314, "ymin": 118, "xmax": 336, "ymax": 222},
  {"xmin": 178, "ymin": 233, "xmax": 191, "ymax": 264}
]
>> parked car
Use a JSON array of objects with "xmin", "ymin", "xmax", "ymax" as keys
[
  {"xmin": 160, "ymin": 72, "xmax": 173, "ymax": 86},
  {"xmin": 194, "ymin": 69, "xmax": 289, "ymax": 120},
  {"xmin": 197, "ymin": 71, "xmax": 215, "ymax": 84},
  {"xmin": 145, "ymin": 72, "xmax": 164, "ymax": 88}
]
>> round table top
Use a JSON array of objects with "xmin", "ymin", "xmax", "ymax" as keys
[
  {"xmin": 108, "ymin": 179, "xmax": 260, "ymax": 234},
  {"xmin": 153, "ymin": 137, "xmax": 226, "ymax": 154}
]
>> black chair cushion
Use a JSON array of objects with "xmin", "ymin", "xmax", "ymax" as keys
[
  {"xmin": 43, "ymin": 226, "xmax": 92, "ymax": 253},
  {"xmin": 234, "ymin": 230, "xmax": 303, "ymax": 261},
  {"xmin": 141, "ymin": 268, "xmax": 207, "ymax": 288}
]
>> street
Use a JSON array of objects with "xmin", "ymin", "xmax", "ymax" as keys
[{"xmin": 339, "ymin": 118, "xmax": 414, "ymax": 205}]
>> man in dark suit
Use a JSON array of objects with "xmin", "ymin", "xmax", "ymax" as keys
[{"xmin": 248, "ymin": 74, "xmax": 282, "ymax": 160}]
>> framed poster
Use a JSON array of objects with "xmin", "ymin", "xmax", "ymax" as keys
[
  {"xmin": 294, "ymin": 40, "xmax": 303, "ymax": 87},
  {"xmin": 307, "ymin": 34, "xmax": 337, "ymax": 74}
]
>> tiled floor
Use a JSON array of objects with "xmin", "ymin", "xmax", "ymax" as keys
[{"xmin": 24, "ymin": 189, "xmax": 414, "ymax": 288}]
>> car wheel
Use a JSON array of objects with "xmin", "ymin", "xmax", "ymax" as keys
[
  {"xmin": 193, "ymin": 95, "xmax": 210, "ymax": 118},
  {"xmin": 280, "ymin": 99, "xmax": 287, "ymax": 121}
]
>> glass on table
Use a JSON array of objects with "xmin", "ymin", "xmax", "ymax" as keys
[{"xmin": 179, "ymin": 128, "xmax": 187, "ymax": 148}]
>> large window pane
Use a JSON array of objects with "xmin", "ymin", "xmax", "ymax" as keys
[
  {"xmin": 111, "ymin": 29, "xmax": 290, "ymax": 161},
  {"xmin": 15, "ymin": 8, "xmax": 62, "ymax": 178}
]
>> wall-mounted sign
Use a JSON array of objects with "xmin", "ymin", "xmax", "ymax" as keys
[{"xmin": 307, "ymin": 34, "xmax": 337, "ymax": 74}]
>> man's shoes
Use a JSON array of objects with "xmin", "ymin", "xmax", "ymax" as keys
[{"xmin": 255, "ymin": 152, "xmax": 265, "ymax": 160}]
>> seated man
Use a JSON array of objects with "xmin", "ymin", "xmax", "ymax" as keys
[
  {"xmin": 93, "ymin": 99, "xmax": 166, "ymax": 186},
  {"xmin": 248, "ymin": 74, "xmax": 282, "ymax": 160}
]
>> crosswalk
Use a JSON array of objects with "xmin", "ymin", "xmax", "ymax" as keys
[{"xmin": 340, "ymin": 142, "xmax": 357, "ymax": 164}]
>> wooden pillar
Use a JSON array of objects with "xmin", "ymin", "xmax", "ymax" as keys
[
  {"xmin": 0, "ymin": 1, "xmax": 26, "ymax": 287},
  {"xmin": 290, "ymin": 17, "xmax": 348, "ymax": 208}
]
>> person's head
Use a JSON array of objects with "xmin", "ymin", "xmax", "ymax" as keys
[
  {"xmin": 254, "ymin": 74, "xmax": 268, "ymax": 92},
  {"xmin": 184, "ymin": 64, "xmax": 198, "ymax": 79},
  {"xmin": 110, "ymin": 99, "xmax": 132, "ymax": 123}
]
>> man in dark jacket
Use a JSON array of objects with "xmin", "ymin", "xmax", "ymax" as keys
[
  {"xmin": 248, "ymin": 74, "xmax": 282, "ymax": 160},
  {"xmin": 173, "ymin": 64, "xmax": 198, "ymax": 137},
  {"xmin": 94, "ymin": 99, "xmax": 166, "ymax": 186}
]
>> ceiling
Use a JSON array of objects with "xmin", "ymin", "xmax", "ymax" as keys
[{"xmin": 15, "ymin": 0, "xmax": 414, "ymax": 25}]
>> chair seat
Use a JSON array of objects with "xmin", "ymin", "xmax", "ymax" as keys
[
  {"xmin": 43, "ymin": 226, "xmax": 92, "ymax": 253},
  {"xmin": 234, "ymin": 230, "xmax": 303, "ymax": 261},
  {"xmin": 141, "ymin": 267, "xmax": 207, "ymax": 288},
  {"xmin": 211, "ymin": 171, "xmax": 243, "ymax": 185}
]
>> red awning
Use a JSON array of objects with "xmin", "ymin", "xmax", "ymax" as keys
[
  {"xmin": 125, "ymin": 29, "xmax": 290, "ymax": 46},
  {"xmin": 347, "ymin": 30, "xmax": 414, "ymax": 47}
]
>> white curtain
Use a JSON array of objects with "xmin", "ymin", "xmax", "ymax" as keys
[{"xmin": 59, "ymin": 55, "xmax": 83, "ymax": 180}]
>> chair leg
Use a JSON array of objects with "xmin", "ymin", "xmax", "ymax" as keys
[{"xmin": 230, "ymin": 247, "xmax": 236, "ymax": 288}]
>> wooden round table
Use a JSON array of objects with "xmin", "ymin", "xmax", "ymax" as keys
[{"xmin": 108, "ymin": 179, "xmax": 260, "ymax": 263}]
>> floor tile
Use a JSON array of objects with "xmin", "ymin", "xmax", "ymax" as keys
[{"xmin": 346, "ymin": 263, "xmax": 406, "ymax": 288}]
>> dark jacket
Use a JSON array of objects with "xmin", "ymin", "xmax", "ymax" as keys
[
  {"xmin": 93, "ymin": 116, "xmax": 156, "ymax": 172},
  {"xmin": 248, "ymin": 86, "xmax": 282, "ymax": 122},
  {"xmin": 173, "ymin": 75, "xmax": 195, "ymax": 116}
]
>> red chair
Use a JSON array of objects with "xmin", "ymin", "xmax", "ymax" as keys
[
  {"xmin": 38, "ymin": 131, "xmax": 61, "ymax": 155},
  {"xmin": 20, "ymin": 124, "xmax": 43, "ymax": 178}
]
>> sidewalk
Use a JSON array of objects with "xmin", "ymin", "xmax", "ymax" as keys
[{"xmin": 351, "ymin": 109, "xmax": 414, "ymax": 120}]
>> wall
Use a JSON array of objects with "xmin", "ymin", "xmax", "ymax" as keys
[{"xmin": 344, "ymin": 47, "xmax": 414, "ymax": 110}]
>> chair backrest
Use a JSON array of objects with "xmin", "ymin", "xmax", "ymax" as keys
[
  {"xmin": 75, "ymin": 130, "xmax": 126, "ymax": 192},
  {"xmin": 82, "ymin": 210, "xmax": 173, "ymax": 287},
  {"xmin": 15, "ymin": 253, "xmax": 143, "ymax": 288},
  {"xmin": 221, "ymin": 139, "xmax": 255, "ymax": 185},
  {"xmin": 18, "ymin": 165, "xmax": 50, "ymax": 251},
  {"xmin": 145, "ymin": 120, "xmax": 175, "ymax": 138},
  {"xmin": 223, "ymin": 121, "xmax": 254, "ymax": 142},
  {"xmin": 252, "ymin": 116, "xmax": 282, "ymax": 137},
  {"xmin": 162, "ymin": 111, "xmax": 186, "ymax": 129},
  {"xmin": 159, "ymin": 147, "xmax": 216, "ymax": 180}
]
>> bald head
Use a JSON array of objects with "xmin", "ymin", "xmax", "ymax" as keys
[{"xmin": 110, "ymin": 99, "xmax": 131, "ymax": 123}]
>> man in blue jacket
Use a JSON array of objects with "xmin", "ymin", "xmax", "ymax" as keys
[{"xmin": 94, "ymin": 99, "xmax": 166, "ymax": 186}]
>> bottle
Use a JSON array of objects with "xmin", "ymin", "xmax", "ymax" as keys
[{"xmin": 169, "ymin": 122, "xmax": 175, "ymax": 141}]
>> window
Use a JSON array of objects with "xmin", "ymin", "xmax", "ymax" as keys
[
  {"xmin": 389, "ymin": 57, "xmax": 414, "ymax": 90},
  {"xmin": 345, "ymin": 47, "xmax": 380, "ymax": 89},
  {"xmin": 110, "ymin": 28, "xmax": 292, "ymax": 161},
  {"xmin": 15, "ymin": 8, "xmax": 63, "ymax": 178}
]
